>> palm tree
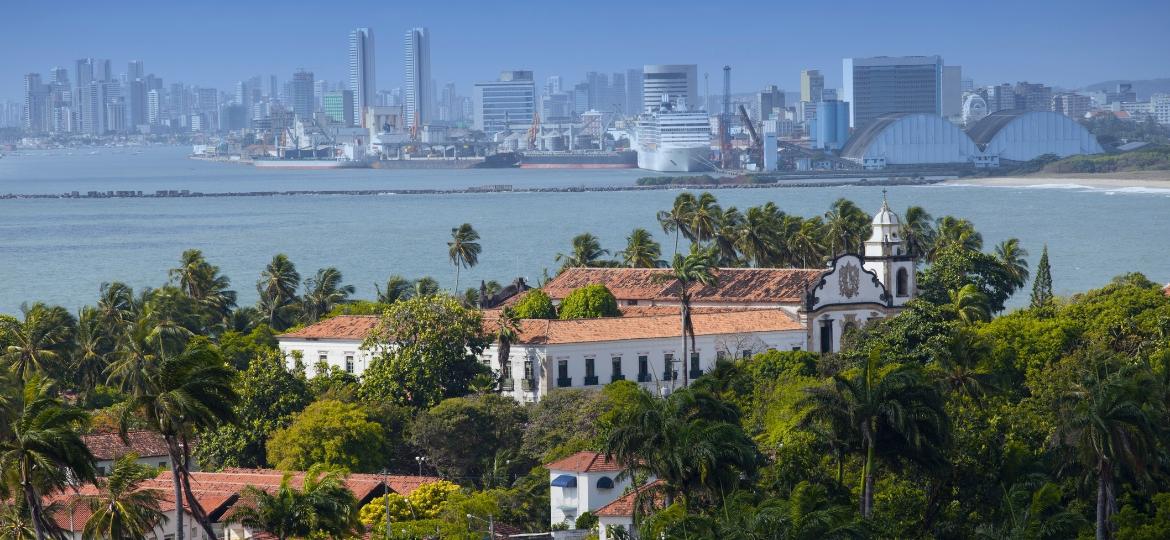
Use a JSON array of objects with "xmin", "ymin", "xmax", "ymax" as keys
[
  {"xmin": 930, "ymin": 216, "xmax": 983, "ymax": 261},
  {"xmin": 555, "ymin": 233, "xmax": 610, "ymax": 270},
  {"xmin": 948, "ymin": 284, "xmax": 992, "ymax": 325},
  {"xmin": 137, "ymin": 287, "xmax": 202, "ymax": 358},
  {"xmin": 994, "ymin": 239, "xmax": 1031, "ymax": 290},
  {"xmin": 301, "ymin": 267, "xmax": 355, "ymax": 322},
  {"xmin": 107, "ymin": 343, "xmax": 238, "ymax": 540},
  {"xmin": 736, "ymin": 203, "xmax": 784, "ymax": 267},
  {"xmin": 687, "ymin": 192, "xmax": 722, "ymax": 244},
  {"xmin": 823, "ymin": 199, "xmax": 869, "ymax": 255},
  {"xmin": 715, "ymin": 483, "xmax": 864, "ymax": 540},
  {"xmin": 1056, "ymin": 366, "xmax": 1161, "ymax": 540},
  {"xmin": 228, "ymin": 468, "xmax": 359, "ymax": 540},
  {"xmin": 0, "ymin": 303, "xmax": 76, "ymax": 382},
  {"xmin": 374, "ymin": 274, "xmax": 413, "ymax": 304},
  {"xmin": 169, "ymin": 249, "xmax": 237, "ymax": 328},
  {"xmin": 0, "ymin": 500, "xmax": 37, "ymax": 540},
  {"xmin": 619, "ymin": 228, "xmax": 663, "ymax": 268},
  {"xmin": 257, "ymin": 254, "xmax": 301, "ymax": 331},
  {"xmin": 974, "ymin": 481, "xmax": 1085, "ymax": 540},
  {"xmin": 0, "ymin": 376, "xmax": 97, "ymax": 540},
  {"xmin": 902, "ymin": 206, "xmax": 936, "ymax": 260},
  {"xmin": 657, "ymin": 192, "xmax": 697, "ymax": 256},
  {"xmin": 801, "ymin": 351, "xmax": 950, "ymax": 518},
  {"xmin": 448, "ymin": 223, "xmax": 482, "ymax": 292},
  {"xmin": 787, "ymin": 218, "xmax": 826, "ymax": 268},
  {"xmin": 930, "ymin": 329, "xmax": 996, "ymax": 404},
  {"xmin": 74, "ymin": 307, "xmax": 113, "ymax": 401},
  {"xmin": 658, "ymin": 249, "xmax": 718, "ymax": 387},
  {"xmin": 712, "ymin": 207, "xmax": 743, "ymax": 266},
  {"xmin": 494, "ymin": 308, "xmax": 520, "ymax": 388},
  {"xmin": 79, "ymin": 453, "xmax": 167, "ymax": 540},
  {"xmin": 96, "ymin": 282, "xmax": 136, "ymax": 343}
]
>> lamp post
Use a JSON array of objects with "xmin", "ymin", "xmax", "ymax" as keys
[
  {"xmin": 414, "ymin": 455, "xmax": 427, "ymax": 476},
  {"xmin": 466, "ymin": 513, "xmax": 495, "ymax": 539}
]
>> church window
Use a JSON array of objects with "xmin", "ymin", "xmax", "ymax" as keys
[{"xmin": 896, "ymin": 268, "xmax": 910, "ymax": 297}]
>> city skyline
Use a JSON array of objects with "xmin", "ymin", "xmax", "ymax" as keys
[{"xmin": 2, "ymin": 0, "xmax": 1169, "ymax": 103}]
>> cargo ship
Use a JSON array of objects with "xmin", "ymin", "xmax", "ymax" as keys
[
  {"xmin": 252, "ymin": 159, "xmax": 368, "ymax": 170},
  {"xmin": 518, "ymin": 150, "xmax": 637, "ymax": 169}
]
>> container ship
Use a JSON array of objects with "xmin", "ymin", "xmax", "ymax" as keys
[{"xmin": 517, "ymin": 150, "xmax": 637, "ymax": 169}]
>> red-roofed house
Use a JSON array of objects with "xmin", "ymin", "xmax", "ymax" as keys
[
  {"xmin": 276, "ymin": 315, "xmax": 380, "ymax": 377},
  {"xmin": 545, "ymin": 451, "xmax": 638, "ymax": 529},
  {"xmin": 81, "ymin": 430, "xmax": 190, "ymax": 476},
  {"xmin": 594, "ymin": 480, "xmax": 667, "ymax": 540}
]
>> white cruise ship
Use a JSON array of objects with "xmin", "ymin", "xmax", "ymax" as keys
[{"xmin": 635, "ymin": 98, "xmax": 713, "ymax": 172}]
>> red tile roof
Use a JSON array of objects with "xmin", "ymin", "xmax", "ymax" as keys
[
  {"xmin": 544, "ymin": 451, "xmax": 624, "ymax": 473},
  {"xmin": 278, "ymin": 315, "xmax": 379, "ymax": 340},
  {"xmin": 511, "ymin": 309, "xmax": 802, "ymax": 345},
  {"xmin": 594, "ymin": 480, "xmax": 667, "ymax": 518},
  {"xmin": 541, "ymin": 267, "xmax": 824, "ymax": 305},
  {"xmin": 82, "ymin": 430, "xmax": 171, "ymax": 460}
]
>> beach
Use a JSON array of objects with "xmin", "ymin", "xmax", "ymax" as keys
[{"xmin": 949, "ymin": 170, "xmax": 1170, "ymax": 189}]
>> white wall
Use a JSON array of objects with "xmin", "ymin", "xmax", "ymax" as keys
[
  {"xmin": 277, "ymin": 338, "xmax": 374, "ymax": 377},
  {"xmin": 548, "ymin": 469, "xmax": 632, "ymax": 527}
]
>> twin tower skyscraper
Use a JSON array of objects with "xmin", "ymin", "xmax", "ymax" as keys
[{"xmin": 348, "ymin": 27, "xmax": 430, "ymax": 129}]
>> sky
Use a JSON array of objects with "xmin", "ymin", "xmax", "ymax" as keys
[{"xmin": 2, "ymin": 0, "xmax": 1168, "ymax": 101}]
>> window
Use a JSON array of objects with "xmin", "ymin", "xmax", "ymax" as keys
[
  {"xmin": 524, "ymin": 360, "xmax": 534, "ymax": 380},
  {"xmin": 820, "ymin": 319, "xmax": 834, "ymax": 353},
  {"xmin": 612, "ymin": 357, "xmax": 622, "ymax": 376},
  {"xmin": 741, "ymin": 349, "xmax": 752, "ymax": 359},
  {"xmin": 500, "ymin": 359, "xmax": 511, "ymax": 379},
  {"xmin": 690, "ymin": 352, "xmax": 701, "ymax": 376},
  {"xmin": 159, "ymin": 461, "xmax": 167, "ymax": 468},
  {"xmin": 317, "ymin": 352, "xmax": 328, "ymax": 363},
  {"xmin": 663, "ymin": 353, "xmax": 675, "ymax": 380},
  {"xmin": 637, "ymin": 355, "xmax": 650, "ymax": 382},
  {"xmin": 557, "ymin": 359, "xmax": 571, "ymax": 387},
  {"xmin": 97, "ymin": 466, "xmax": 106, "ymax": 476},
  {"xmin": 585, "ymin": 358, "xmax": 595, "ymax": 378},
  {"xmin": 344, "ymin": 354, "xmax": 354, "ymax": 374},
  {"xmin": 896, "ymin": 268, "xmax": 909, "ymax": 297}
]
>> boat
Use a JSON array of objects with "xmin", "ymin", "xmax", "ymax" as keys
[
  {"xmin": 634, "ymin": 99, "xmax": 713, "ymax": 172},
  {"xmin": 518, "ymin": 150, "xmax": 637, "ymax": 169},
  {"xmin": 252, "ymin": 159, "xmax": 368, "ymax": 170}
]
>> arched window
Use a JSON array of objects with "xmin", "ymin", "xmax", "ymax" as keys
[{"xmin": 896, "ymin": 268, "xmax": 909, "ymax": 297}]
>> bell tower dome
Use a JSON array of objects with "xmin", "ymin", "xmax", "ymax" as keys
[{"xmin": 863, "ymin": 191, "xmax": 916, "ymax": 306}]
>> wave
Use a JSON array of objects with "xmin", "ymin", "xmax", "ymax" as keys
[{"xmin": 936, "ymin": 182, "xmax": 1170, "ymax": 195}]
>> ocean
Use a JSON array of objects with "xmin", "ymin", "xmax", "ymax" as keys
[{"xmin": 1, "ymin": 146, "xmax": 1168, "ymax": 314}]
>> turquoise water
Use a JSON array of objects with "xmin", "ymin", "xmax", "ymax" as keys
[{"xmin": 1, "ymin": 146, "xmax": 1168, "ymax": 313}]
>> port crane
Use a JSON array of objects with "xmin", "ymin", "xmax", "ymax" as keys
[
  {"xmin": 527, "ymin": 112, "xmax": 541, "ymax": 150},
  {"xmin": 738, "ymin": 104, "xmax": 763, "ymax": 167}
]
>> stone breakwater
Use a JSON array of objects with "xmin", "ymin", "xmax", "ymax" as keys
[{"xmin": 0, "ymin": 177, "xmax": 947, "ymax": 200}]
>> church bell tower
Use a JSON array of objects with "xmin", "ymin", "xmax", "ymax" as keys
[{"xmin": 862, "ymin": 192, "xmax": 917, "ymax": 307}]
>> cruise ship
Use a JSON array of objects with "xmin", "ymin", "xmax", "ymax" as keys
[{"xmin": 635, "ymin": 99, "xmax": 713, "ymax": 172}]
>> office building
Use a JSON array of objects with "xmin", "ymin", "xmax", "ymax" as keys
[
  {"xmin": 291, "ymin": 70, "xmax": 315, "ymax": 120},
  {"xmin": 545, "ymin": 75, "xmax": 562, "ymax": 96},
  {"xmin": 1151, "ymin": 94, "xmax": 1170, "ymax": 125},
  {"xmin": 1052, "ymin": 93, "xmax": 1091, "ymax": 120},
  {"xmin": 642, "ymin": 64, "xmax": 697, "ymax": 113},
  {"xmin": 127, "ymin": 60, "xmax": 144, "ymax": 81},
  {"xmin": 147, "ymin": 89, "xmax": 161, "ymax": 125},
  {"xmin": 348, "ymin": 28, "xmax": 376, "ymax": 125},
  {"xmin": 23, "ymin": 73, "xmax": 50, "ymax": 132},
  {"xmin": 625, "ymin": 68, "xmax": 643, "ymax": 115},
  {"xmin": 404, "ymin": 27, "xmax": 431, "ymax": 127},
  {"xmin": 1106, "ymin": 83, "xmax": 1136, "ymax": 105},
  {"xmin": 611, "ymin": 72, "xmax": 626, "ymax": 114},
  {"xmin": 1014, "ymin": 82, "xmax": 1052, "ymax": 112},
  {"xmin": 942, "ymin": 66, "xmax": 962, "ymax": 119},
  {"xmin": 800, "ymin": 69, "xmax": 824, "ymax": 103},
  {"xmin": 473, "ymin": 70, "xmax": 535, "ymax": 134},
  {"xmin": 757, "ymin": 85, "xmax": 784, "ymax": 121},
  {"xmin": 842, "ymin": 55, "xmax": 943, "ymax": 129},
  {"xmin": 323, "ymin": 90, "xmax": 355, "ymax": 126},
  {"xmin": 983, "ymin": 83, "xmax": 1015, "ymax": 113}
]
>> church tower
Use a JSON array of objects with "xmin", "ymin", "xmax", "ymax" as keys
[{"xmin": 862, "ymin": 192, "xmax": 917, "ymax": 307}]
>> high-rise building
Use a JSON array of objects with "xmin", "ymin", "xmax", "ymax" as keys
[
  {"xmin": 128, "ymin": 79, "xmax": 146, "ymax": 128},
  {"xmin": 323, "ymin": 90, "xmax": 355, "ymax": 126},
  {"xmin": 291, "ymin": 70, "xmax": 315, "ymax": 119},
  {"xmin": 800, "ymin": 69, "xmax": 824, "ymax": 103},
  {"xmin": 642, "ymin": 64, "xmax": 698, "ymax": 112},
  {"xmin": 941, "ymin": 66, "xmax": 962, "ymax": 119},
  {"xmin": 625, "ymin": 68, "xmax": 643, "ymax": 115},
  {"xmin": 349, "ymin": 28, "xmax": 376, "ymax": 124},
  {"xmin": 1052, "ymin": 93, "xmax": 1091, "ymax": 119},
  {"xmin": 75, "ymin": 58, "xmax": 95, "ymax": 133},
  {"xmin": 545, "ymin": 75, "xmax": 562, "ymax": 96},
  {"xmin": 147, "ymin": 89, "xmax": 161, "ymax": 125},
  {"xmin": 472, "ymin": 70, "xmax": 535, "ymax": 134},
  {"xmin": 404, "ymin": 27, "xmax": 432, "ymax": 127},
  {"xmin": 842, "ymin": 55, "xmax": 942, "ymax": 129},
  {"xmin": 757, "ymin": 85, "xmax": 784, "ymax": 121},
  {"xmin": 610, "ymin": 72, "xmax": 627, "ymax": 114},
  {"xmin": 127, "ymin": 60, "xmax": 144, "ymax": 81},
  {"xmin": 23, "ymin": 73, "xmax": 50, "ymax": 132},
  {"xmin": 1014, "ymin": 82, "xmax": 1052, "ymax": 112},
  {"xmin": 1151, "ymin": 94, "xmax": 1170, "ymax": 126},
  {"xmin": 983, "ymin": 83, "xmax": 1015, "ymax": 113}
]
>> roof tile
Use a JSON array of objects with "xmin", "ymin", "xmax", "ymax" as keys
[
  {"xmin": 541, "ymin": 267, "xmax": 823, "ymax": 304},
  {"xmin": 278, "ymin": 315, "xmax": 379, "ymax": 340},
  {"xmin": 544, "ymin": 451, "xmax": 624, "ymax": 473}
]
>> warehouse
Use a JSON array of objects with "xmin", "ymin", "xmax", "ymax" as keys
[
  {"xmin": 840, "ymin": 112, "xmax": 980, "ymax": 169},
  {"xmin": 967, "ymin": 109, "xmax": 1104, "ymax": 162}
]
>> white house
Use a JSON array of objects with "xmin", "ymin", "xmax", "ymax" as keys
[
  {"xmin": 81, "ymin": 430, "xmax": 191, "ymax": 477},
  {"xmin": 277, "ymin": 315, "xmax": 380, "ymax": 377},
  {"xmin": 594, "ymin": 480, "xmax": 667, "ymax": 540},
  {"xmin": 544, "ymin": 451, "xmax": 633, "ymax": 528}
]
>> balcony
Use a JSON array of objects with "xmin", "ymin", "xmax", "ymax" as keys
[
  {"xmin": 584, "ymin": 375, "xmax": 599, "ymax": 386},
  {"xmin": 611, "ymin": 373, "xmax": 625, "ymax": 383},
  {"xmin": 500, "ymin": 378, "xmax": 515, "ymax": 391},
  {"xmin": 557, "ymin": 377, "xmax": 573, "ymax": 388},
  {"xmin": 637, "ymin": 373, "xmax": 651, "ymax": 383}
]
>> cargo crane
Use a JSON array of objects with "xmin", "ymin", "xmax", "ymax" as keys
[
  {"xmin": 526, "ymin": 112, "xmax": 541, "ymax": 150},
  {"xmin": 738, "ymin": 104, "xmax": 762, "ymax": 167},
  {"xmin": 720, "ymin": 65, "xmax": 733, "ymax": 169}
]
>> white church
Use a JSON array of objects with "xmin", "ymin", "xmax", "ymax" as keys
[{"xmin": 278, "ymin": 197, "xmax": 917, "ymax": 402}]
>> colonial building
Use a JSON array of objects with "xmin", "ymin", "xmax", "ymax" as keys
[
  {"xmin": 81, "ymin": 430, "xmax": 192, "ymax": 476},
  {"xmin": 277, "ymin": 315, "xmax": 380, "ymax": 377},
  {"xmin": 545, "ymin": 451, "xmax": 633, "ymax": 528}
]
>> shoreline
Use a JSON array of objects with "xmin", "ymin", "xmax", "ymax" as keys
[{"xmin": 947, "ymin": 171, "xmax": 1170, "ymax": 189}]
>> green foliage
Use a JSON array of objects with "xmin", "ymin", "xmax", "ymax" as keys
[
  {"xmin": 1044, "ymin": 144, "xmax": 1170, "ymax": 173},
  {"xmin": 512, "ymin": 289, "xmax": 556, "ymax": 319},
  {"xmin": 358, "ymin": 295, "xmax": 488, "ymax": 408},
  {"xmin": 520, "ymin": 389, "xmax": 608, "ymax": 463},
  {"xmin": 575, "ymin": 511, "xmax": 598, "ymax": 531},
  {"xmin": 919, "ymin": 245, "xmax": 1018, "ymax": 313},
  {"xmin": 557, "ymin": 284, "xmax": 620, "ymax": 319},
  {"xmin": 1116, "ymin": 493, "xmax": 1170, "ymax": 540},
  {"xmin": 410, "ymin": 394, "xmax": 527, "ymax": 484},
  {"xmin": 1031, "ymin": 245, "xmax": 1054, "ymax": 308},
  {"xmin": 228, "ymin": 466, "xmax": 360, "ymax": 539},
  {"xmin": 217, "ymin": 323, "xmax": 277, "ymax": 371},
  {"xmin": 266, "ymin": 399, "xmax": 389, "ymax": 473}
]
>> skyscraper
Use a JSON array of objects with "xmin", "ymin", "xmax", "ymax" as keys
[
  {"xmin": 842, "ymin": 55, "xmax": 942, "ymax": 129},
  {"xmin": 127, "ymin": 60, "xmax": 144, "ymax": 81},
  {"xmin": 323, "ymin": 90, "xmax": 355, "ymax": 126},
  {"xmin": 941, "ymin": 66, "xmax": 962, "ymax": 119},
  {"xmin": 23, "ymin": 73, "xmax": 50, "ymax": 132},
  {"xmin": 404, "ymin": 27, "xmax": 432, "ymax": 128},
  {"xmin": 472, "ymin": 70, "xmax": 535, "ymax": 134},
  {"xmin": 349, "ymin": 28, "xmax": 376, "ymax": 125},
  {"xmin": 291, "ymin": 70, "xmax": 315, "ymax": 120},
  {"xmin": 800, "ymin": 70, "xmax": 824, "ymax": 103},
  {"xmin": 611, "ymin": 72, "xmax": 626, "ymax": 114},
  {"xmin": 757, "ymin": 85, "xmax": 785, "ymax": 121},
  {"xmin": 625, "ymin": 69, "xmax": 643, "ymax": 115},
  {"xmin": 642, "ymin": 65, "xmax": 698, "ymax": 112}
]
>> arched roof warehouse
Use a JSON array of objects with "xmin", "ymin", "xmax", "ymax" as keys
[
  {"xmin": 966, "ymin": 109, "xmax": 1103, "ymax": 162},
  {"xmin": 841, "ymin": 113, "xmax": 979, "ymax": 165}
]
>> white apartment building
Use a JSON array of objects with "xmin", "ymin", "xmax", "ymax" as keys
[{"xmin": 545, "ymin": 451, "xmax": 634, "ymax": 527}]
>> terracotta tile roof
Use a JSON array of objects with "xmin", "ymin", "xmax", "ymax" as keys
[
  {"xmin": 512, "ymin": 309, "xmax": 802, "ymax": 345},
  {"xmin": 82, "ymin": 430, "xmax": 171, "ymax": 460},
  {"xmin": 278, "ymin": 315, "xmax": 379, "ymax": 340},
  {"xmin": 544, "ymin": 451, "xmax": 624, "ymax": 473},
  {"xmin": 594, "ymin": 480, "xmax": 667, "ymax": 518},
  {"xmin": 541, "ymin": 267, "xmax": 824, "ymax": 305}
]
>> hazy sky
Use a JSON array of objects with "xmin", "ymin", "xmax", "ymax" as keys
[{"xmin": 2, "ymin": 0, "xmax": 1167, "ymax": 101}]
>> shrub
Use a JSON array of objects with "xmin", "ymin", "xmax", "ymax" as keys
[
  {"xmin": 513, "ymin": 289, "xmax": 556, "ymax": 319},
  {"xmin": 558, "ymin": 284, "xmax": 620, "ymax": 319}
]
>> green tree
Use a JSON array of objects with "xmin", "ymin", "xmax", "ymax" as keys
[
  {"xmin": 711, "ymin": 206, "xmax": 743, "ymax": 266},
  {"xmin": 1031, "ymin": 245, "xmax": 1054, "ymax": 309},
  {"xmin": 511, "ymin": 289, "xmax": 556, "ymax": 319},
  {"xmin": 902, "ymin": 206, "xmax": 936, "ymax": 260},
  {"xmin": 266, "ymin": 399, "xmax": 389, "ymax": 472},
  {"xmin": 557, "ymin": 284, "xmax": 620, "ymax": 319},
  {"xmin": 300, "ymin": 267, "xmax": 355, "ymax": 323},
  {"xmin": 79, "ymin": 454, "xmax": 167, "ymax": 540},
  {"xmin": 73, "ymin": 307, "xmax": 114, "ymax": 399},
  {"xmin": 0, "ymin": 376, "xmax": 96, "ymax": 540},
  {"xmin": 823, "ymin": 198, "xmax": 870, "ymax": 255},
  {"xmin": 411, "ymin": 394, "xmax": 528, "ymax": 484},
  {"xmin": 448, "ymin": 223, "xmax": 482, "ymax": 292},
  {"xmin": 493, "ymin": 308, "xmax": 519, "ymax": 389},
  {"xmin": 257, "ymin": 254, "xmax": 302, "ymax": 331},
  {"xmin": 375, "ymin": 274, "xmax": 414, "ymax": 304},
  {"xmin": 919, "ymin": 245, "xmax": 1018, "ymax": 314},
  {"xmin": 658, "ymin": 249, "xmax": 718, "ymax": 386},
  {"xmin": 657, "ymin": 192, "xmax": 697, "ymax": 256},
  {"xmin": 930, "ymin": 216, "xmax": 984, "ymax": 261},
  {"xmin": 619, "ymin": 228, "xmax": 663, "ymax": 268},
  {"xmin": 168, "ymin": 249, "xmax": 237, "ymax": 330},
  {"xmin": 948, "ymin": 283, "xmax": 993, "ymax": 325},
  {"xmin": 687, "ymin": 192, "xmax": 722, "ymax": 244},
  {"xmin": 994, "ymin": 239, "xmax": 1031, "ymax": 291},
  {"xmin": 736, "ymin": 202, "xmax": 784, "ymax": 267},
  {"xmin": 0, "ymin": 303, "xmax": 76, "ymax": 382},
  {"xmin": 555, "ymin": 233, "xmax": 610, "ymax": 270},
  {"xmin": 227, "ymin": 467, "xmax": 359, "ymax": 540}
]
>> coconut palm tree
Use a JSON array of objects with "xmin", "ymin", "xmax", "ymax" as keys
[
  {"xmin": 736, "ymin": 203, "xmax": 784, "ymax": 267},
  {"xmin": 0, "ymin": 499, "xmax": 37, "ymax": 540},
  {"xmin": 0, "ymin": 376, "xmax": 96, "ymax": 540},
  {"xmin": 619, "ymin": 228, "xmax": 663, "ymax": 268},
  {"xmin": 1056, "ymin": 366, "xmax": 1161, "ymax": 540},
  {"xmin": 448, "ymin": 223, "xmax": 482, "ymax": 292},
  {"xmin": 494, "ymin": 307, "xmax": 520, "ymax": 388},
  {"xmin": 107, "ymin": 342, "xmax": 238, "ymax": 540},
  {"xmin": 300, "ymin": 267, "xmax": 355, "ymax": 322},
  {"xmin": 374, "ymin": 274, "xmax": 414, "ymax": 304},
  {"xmin": 657, "ymin": 192, "xmax": 697, "ymax": 256},
  {"xmin": 96, "ymin": 282, "xmax": 137, "ymax": 343},
  {"xmin": 973, "ymin": 481, "xmax": 1085, "ymax": 540},
  {"xmin": 658, "ymin": 249, "xmax": 718, "ymax": 387},
  {"xmin": 930, "ymin": 216, "xmax": 983, "ymax": 261},
  {"xmin": 73, "ymin": 307, "xmax": 113, "ymax": 401},
  {"xmin": 787, "ymin": 218, "xmax": 826, "ymax": 268},
  {"xmin": 948, "ymin": 284, "xmax": 992, "ymax": 325},
  {"xmin": 227, "ymin": 468, "xmax": 359, "ymax": 540},
  {"xmin": 555, "ymin": 233, "xmax": 610, "ymax": 270},
  {"xmin": 712, "ymin": 207, "xmax": 743, "ymax": 266},
  {"xmin": 413, "ymin": 277, "xmax": 440, "ymax": 297},
  {"xmin": 0, "ymin": 303, "xmax": 76, "ymax": 382},
  {"xmin": 823, "ymin": 198, "xmax": 869, "ymax": 255},
  {"xmin": 257, "ymin": 254, "xmax": 302, "ymax": 331},
  {"xmin": 169, "ymin": 249, "xmax": 237, "ymax": 329},
  {"xmin": 994, "ymin": 239, "xmax": 1031, "ymax": 290},
  {"xmin": 930, "ymin": 328, "xmax": 997, "ymax": 404},
  {"xmin": 902, "ymin": 206, "xmax": 936, "ymax": 260},
  {"xmin": 715, "ymin": 482, "xmax": 865, "ymax": 540},
  {"xmin": 687, "ymin": 192, "xmax": 722, "ymax": 244},
  {"xmin": 801, "ymin": 351, "xmax": 950, "ymax": 518},
  {"xmin": 79, "ymin": 453, "xmax": 167, "ymax": 540}
]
